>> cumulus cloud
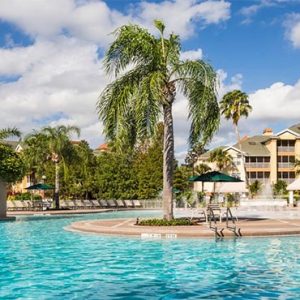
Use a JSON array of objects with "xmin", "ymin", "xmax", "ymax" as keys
[
  {"xmin": 180, "ymin": 48, "xmax": 203, "ymax": 60},
  {"xmin": 239, "ymin": 0, "xmax": 276, "ymax": 23},
  {"xmin": 248, "ymin": 81, "xmax": 300, "ymax": 120},
  {"xmin": 284, "ymin": 13, "xmax": 300, "ymax": 48},
  {"xmin": 0, "ymin": 0, "xmax": 232, "ymax": 151},
  {"xmin": 0, "ymin": 37, "xmax": 106, "ymax": 146},
  {"xmin": 0, "ymin": 0, "xmax": 231, "ymax": 44},
  {"xmin": 136, "ymin": 0, "xmax": 231, "ymax": 38}
]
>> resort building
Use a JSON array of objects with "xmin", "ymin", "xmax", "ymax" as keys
[
  {"xmin": 93, "ymin": 143, "xmax": 109, "ymax": 156},
  {"xmin": 196, "ymin": 123, "xmax": 300, "ymax": 186}
]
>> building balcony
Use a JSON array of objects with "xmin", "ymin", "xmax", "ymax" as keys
[
  {"xmin": 278, "ymin": 178, "xmax": 295, "ymax": 184},
  {"xmin": 248, "ymin": 178, "xmax": 270, "ymax": 184},
  {"xmin": 245, "ymin": 163, "xmax": 270, "ymax": 169},
  {"xmin": 277, "ymin": 162, "xmax": 295, "ymax": 169},
  {"xmin": 277, "ymin": 146, "xmax": 295, "ymax": 153}
]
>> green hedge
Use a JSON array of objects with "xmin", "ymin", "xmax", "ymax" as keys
[
  {"xmin": 8, "ymin": 193, "xmax": 42, "ymax": 200},
  {"xmin": 138, "ymin": 218, "xmax": 194, "ymax": 226}
]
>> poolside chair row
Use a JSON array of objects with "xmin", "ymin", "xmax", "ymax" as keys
[
  {"xmin": 7, "ymin": 200, "xmax": 44, "ymax": 211},
  {"xmin": 60, "ymin": 199, "xmax": 142, "ymax": 210}
]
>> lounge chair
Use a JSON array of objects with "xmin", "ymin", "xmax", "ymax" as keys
[
  {"xmin": 133, "ymin": 200, "xmax": 142, "ymax": 208},
  {"xmin": 7, "ymin": 201, "xmax": 14, "ymax": 211},
  {"xmin": 74, "ymin": 199, "xmax": 85, "ymax": 210},
  {"xmin": 14, "ymin": 200, "xmax": 27, "ymax": 211},
  {"xmin": 99, "ymin": 200, "xmax": 109, "ymax": 208},
  {"xmin": 91, "ymin": 200, "xmax": 101, "ymax": 208},
  {"xmin": 83, "ymin": 200, "xmax": 93, "ymax": 209},
  {"xmin": 116, "ymin": 200, "xmax": 125, "ymax": 208},
  {"xmin": 124, "ymin": 200, "xmax": 134, "ymax": 208},
  {"xmin": 107, "ymin": 200, "xmax": 117, "ymax": 208}
]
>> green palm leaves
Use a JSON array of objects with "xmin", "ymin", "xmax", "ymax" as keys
[
  {"xmin": 220, "ymin": 90, "xmax": 252, "ymax": 126},
  {"xmin": 97, "ymin": 20, "xmax": 219, "ymax": 149},
  {"xmin": 0, "ymin": 127, "xmax": 21, "ymax": 141}
]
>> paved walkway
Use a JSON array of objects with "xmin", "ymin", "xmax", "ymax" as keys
[
  {"xmin": 7, "ymin": 209, "xmax": 112, "ymax": 215},
  {"xmin": 68, "ymin": 217, "xmax": 300, "ymax": 238}
]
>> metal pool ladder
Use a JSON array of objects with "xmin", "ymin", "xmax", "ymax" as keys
[{"xmin": 208, "ymin": 206, "xmax": 242, "ymax": 238}]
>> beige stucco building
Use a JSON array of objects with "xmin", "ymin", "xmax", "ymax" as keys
[{"xmin": 196, "ymin": 123, "xmax": 300, "ymax": 187}]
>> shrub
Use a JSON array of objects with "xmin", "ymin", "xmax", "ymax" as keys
[
  {"xmin": 12, "ymin": 193, "xmax": 42, "ymax": 200},
  {"xmin": 138, "ymin": 218, "xmax": 194, "ymax": 226},
  {"xmin": 0, "ymin": 144, "xmax": 26, "ymax": 183},
  {"xmin": 273, "ymin": 180, "xmax": 287, "ymax": 195}
]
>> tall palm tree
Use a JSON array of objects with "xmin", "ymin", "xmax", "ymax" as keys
[
  {"xmin": 26, "ymin": 125, "xmax": 80, "ymax": 209},
  {"xmin": 208, "ymin": 148, "xmax": 234, "ymax": 172},
  {"xmin": 219, "ymin": 90, "xmax": 252, "ymax": 185},
  {"xmin": 97, "ymin": 20, "xmax": 219, "ymax": 220}
]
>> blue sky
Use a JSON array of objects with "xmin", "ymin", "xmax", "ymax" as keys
[{"xmin": 0, "ymin": 0, "xmax": 300, "ymax": 160}]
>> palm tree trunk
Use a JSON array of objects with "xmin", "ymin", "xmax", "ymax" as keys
[
  {"xmin": 163, "ymin": 103, "xmax": 174, "ymax": 220},
  {"xmin": 235, "ymin": 124, "xmax": 248, "ymax": 187},
  {"xmin": 0, "ymin": 180, "xmax": 7, "ymax": 218},
  {"xmin": 54, "ymin": 162, "xmax": 60, "ymax": 209}
]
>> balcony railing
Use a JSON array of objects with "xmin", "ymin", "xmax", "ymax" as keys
[
  {"xmin": 277, "ymin": 146, "xmax": 295, "ymax": 152},
  {"xmin": 278, "ymin": 178, "xmax": 295, "ymax": 184},
  {"xmin": 278, "ymin": 162, "xmax": 295, "ymax": 169},
  {"xmin": 248, "ymin": 178, "xmax": 270, "ymax": 183},
  {"xmin": 245, "ymin": 163, "xmax": 270, "ymax": 168}
]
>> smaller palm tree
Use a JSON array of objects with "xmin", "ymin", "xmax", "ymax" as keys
[
  {"xmin": 25, "ymin": 125, "xmax": 80, "ymax": 209},
  {"xmin": 208, "ymin": 148, "xmax": 234, "ymax": 172},
  {"xmin": 220, "ymin": 90, "xmax": 252, "ymax": 185}
]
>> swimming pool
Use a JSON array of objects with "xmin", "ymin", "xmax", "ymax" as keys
[{"xmin": 1, "ymin": 210, "xmax": 300, "ymax": 299}]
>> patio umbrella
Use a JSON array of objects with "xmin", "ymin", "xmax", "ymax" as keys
[
  {"xmin": 189, "ymin": 171, "xmax": 242, "ymax": 183},
  {"xmin": 25, "ymin": 183, "xmax": 54, "ymax": 190},
  {"xmin": 189, "ymin": 171, "xmax": 243, "ymax": 200}
]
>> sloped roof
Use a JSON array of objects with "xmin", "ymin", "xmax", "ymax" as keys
[
  {"xmin": 95, "ymin": 143, "xmax": 108, "ymax": 151},
  {"xmin": 287, "ymin": 178, "xmax": 300, "ymax": 191},
  {"xmin": 232, "ymin": 135, "xmax": 270, "ymax": 157},
  {"xmin": 288, "ymin": 123, "xmax": 300, "ymax": 135}
]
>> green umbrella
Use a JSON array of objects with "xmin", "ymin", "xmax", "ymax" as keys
[
  {"xmin": 189, "ymin": 171, "xmax": 243, "ymax": 202},
  {"xmin": 25, "ymin": 183, "xmax": 54, "ymax": 190},
  {"xmin": 189, "ymin": 171, "xmax": 242, "ymax": 182}
]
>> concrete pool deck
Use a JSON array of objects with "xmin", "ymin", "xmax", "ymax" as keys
[
  {"xmin": 6, "ymin": 207, "xmax": 300, "ymax": 237},
  {"xmin": 69, "ymin": 215, "xmax": 300, "ymax": 238}
]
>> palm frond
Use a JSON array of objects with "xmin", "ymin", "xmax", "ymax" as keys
[
  {"xmin": 0, "ymin": 127, "xmax": 21, "ymax": 140},
  {"xmin": 174, "ymin": 60, "xmax": 219, "ymax": 145},
  {"xmin": 105, "ymin": 24, "xmax": 157, "ymax": 77}
]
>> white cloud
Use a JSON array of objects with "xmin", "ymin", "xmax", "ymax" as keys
[
  {"xmin": 239, "ymin": 0, "xmax": 276, "ymax": 23},
  {"xmin": 180, "ymin": 48, "xmax": 203, "ymax": 60},
  {"xmin": 284, "ymin": 13, "xmax": 300, "ymax": 48},
  {"xmin": 248, "ymin": 81, "xmax": 300, "ymax": 120},
  {"xmin": 0, "ymin": 0, "xmax": 232, "ymax": 152},
  {"xmin": 217, "ymin": 69, "xmax": 243, "ymax": 98},
  {"xmin": 0, "ymin": 0, "xmax": 74, "ymax": 37},
  {"xmin": 0, "ymin": 37, "xmax": 106, "ymax": 147},
  {"xmin": 136, "ymin": 0, "xmax": 231, "ymax": 38},
  {"xmin": 0, "ymin": 0, "xmax": 231, "ymax": 44}
]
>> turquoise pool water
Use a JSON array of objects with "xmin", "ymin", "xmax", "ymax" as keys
[{"xmin": 1, "ymin": 210, "xmax": 300, "ymax": 299}]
